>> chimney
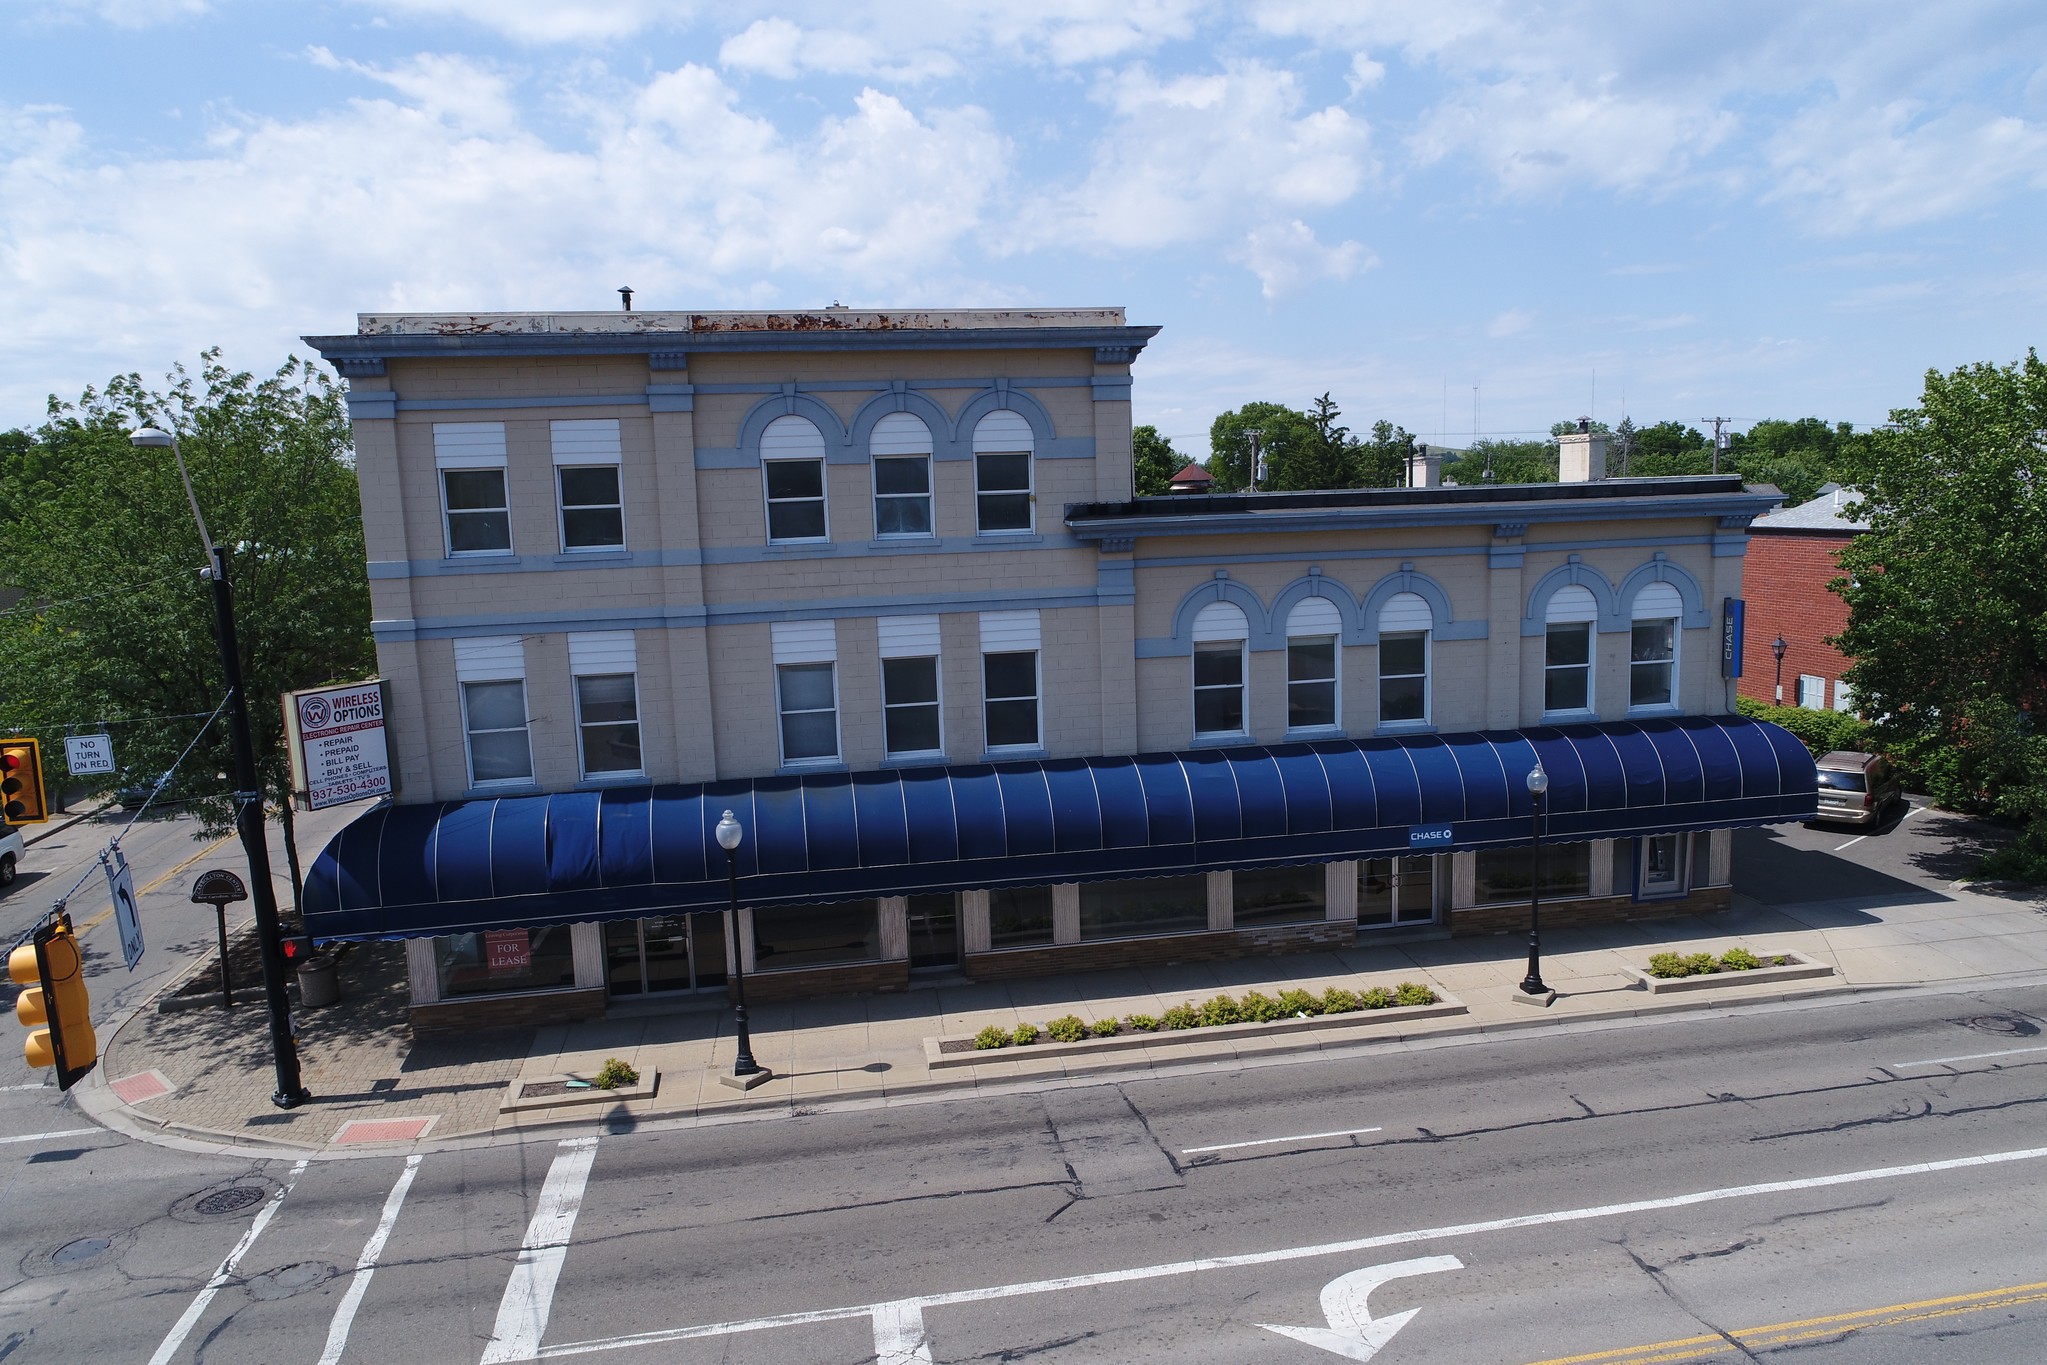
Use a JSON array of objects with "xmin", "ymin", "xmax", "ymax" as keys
[
  {"xmin": 1406, "ymin": 445, "xmax": 1443, "ymax": 488},
  {"xmin": 1557, "ymin": 417, "xmax": 1606, "ymax": 483}
]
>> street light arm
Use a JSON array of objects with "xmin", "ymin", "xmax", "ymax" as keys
[{"xmin": 129, "ymin": 427, "xmax": 216, "ymax": 559}]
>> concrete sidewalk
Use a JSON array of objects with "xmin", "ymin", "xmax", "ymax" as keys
[{"xmin": 71, "ymin": 871, "xmax": 2047, "ymax": 1159}]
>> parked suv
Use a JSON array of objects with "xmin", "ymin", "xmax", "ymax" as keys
[
  {"xmin": 0, "ymin": 827, "xmax": 22, "ymax": 888},
  {"xmin": 1813, "ymin": 751, "xmax": 1902, "ymax": 827}
]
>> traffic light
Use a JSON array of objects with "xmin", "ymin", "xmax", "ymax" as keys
[
  {"xmin": 0, "ymin": 739, "xmax": 47, "ymax": 825},
  {"xmin": 9, "ymin": 917, "xmax": 95, "ymax": 1090}
]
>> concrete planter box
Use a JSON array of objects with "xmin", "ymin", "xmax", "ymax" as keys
[
  {"xmin": 924, "ymin": 992, "xmax": 1467, "ymax": 1071},
  {"xmin": 499, "ymin": 1069, "xmax": 659, "ymax": 1114},
  {"xmin": 1621, "ymin": 951, "xmax": 1835, "ymax": 995}
]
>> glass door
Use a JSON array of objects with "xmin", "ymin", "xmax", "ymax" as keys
[
  {"xmin": 1358, "ymin": 856, "xmax": 1437, "ymax": 929},
  {"xmin": 604, "ymin": 913, "xmax": 731, "ymax": 995},
  {"xmin": 641, "ymin": 915, "xmax": 693, "ymax": 994},
  {"xmin": 907, "ymin": 893, "xmax": 960, "ymax": 970}
]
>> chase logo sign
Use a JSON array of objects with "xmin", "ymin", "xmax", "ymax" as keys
[{"xmin": 1408, "ymin": 823, "xmax": 1455, "ymax": 850}]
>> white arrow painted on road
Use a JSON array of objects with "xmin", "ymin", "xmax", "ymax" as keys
[{"xmin": 1256, "ymin": 1254, "xmax": 1463, "ymax": 1361}]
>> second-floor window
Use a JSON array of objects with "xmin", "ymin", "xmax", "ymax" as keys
[
  {"xmin": 553, "ymin": 419, "xmax": 624, "ymax": 551},
  {"xmin": 878, "ymin": 613, "xmax": 944, "ymax": 758},
  {"xmin": 761, "ymin": 414, "xmax": 828, "ymax": 543},
  {"xmin": 569, "ymin": 629, "xmax": 641, "ymax": 778},
  {"xmin": 1629, "ymin": 581, "xmax": 1683, "ymax": 710},
  {"xmin": 1377, "ymin": 592, "xmax": 1432, "ymax": 726},
  {"xmin": 1191, "ymin": 600, "xmax": 1249, "ymax": 738},
  {"xmin": 777, "ymin": 663, "xmax": 839, "ymax": 762},
  {"xmin": 871, "ymin": 412, "xmax": 934, "ymax": 538},
  {"xmin": 973, "ymin": 410, "xmax": 1034, "ymax": 534},
  {"xmin": 1544, "ymin": 585, "xmax": 1598, "ymax": 714},
  {"xmin": 436, "ymin": 422, "xmax": 511, "ymax": 556},
  {"xmin": 1286, "ymin": 596, "xmax": 1343, "ymax": 731},
  {"xmin": 453, "ymin": 635, "xmax": 531, "ymax": 787},
  {"xmin": 983, "ymin": 652, "xmax": 1040, "ymax": 749}
]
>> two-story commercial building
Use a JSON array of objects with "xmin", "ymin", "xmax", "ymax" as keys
[{"xmin": 301, "ymin": 308, "xmax": 1814, "ymax": 1032}]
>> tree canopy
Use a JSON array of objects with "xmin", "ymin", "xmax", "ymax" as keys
[
  {"xmin": 1207, "ymin": 396, "xmax": 1413, "ymax": 492},
  {"xmin": 1132, "ymin": 424, "xmax": 1181, "ymax": 497}
]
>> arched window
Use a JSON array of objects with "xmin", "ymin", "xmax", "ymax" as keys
[
  {"xmin": 1629, "ymin": 580, "xmax": 1683, "ymax": 710},
  {"xmin": 1192, "ymin": 600, "xmax": 1249, "ymax": 737},
  {"xmin": 761, "ymin": 415, "xmax": 827, "ymax": 543},
  {"xmin": 1544, "ymin": 584, "xmax": 1599, "ymax": 714},
  {"xmin": 870, "ymin": 412, "xmax": 934, "ymax": 538},
  {"xmin": 1285, "ymin": 596, "xmax": 1342, "ymax": 731},
  {"xmin": 1377, "ymin": 592, "xmax": 1431, "ymax": 726},
  {"xmin": 973, "ymin": 410, "xmax": 1034, "ymax": 534}
]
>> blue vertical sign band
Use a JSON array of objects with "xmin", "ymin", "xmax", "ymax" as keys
[{"xmin": 1722, "ymin": 597, "xmax": 1745, "ymax": 679}]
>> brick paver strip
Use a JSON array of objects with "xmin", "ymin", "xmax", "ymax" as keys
[
  {"xmin": 109, "ymin": 1070, "xmax": 175, "ymax": 1104},
  {"xmin": 334, "ymin": 1116, "xmax": 438, "ymax": 1145}
]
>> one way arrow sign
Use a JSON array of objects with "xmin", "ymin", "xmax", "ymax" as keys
[{"xmin": 1257, "ymin": 1255, "xmax": 1463, "ymax": 1360}]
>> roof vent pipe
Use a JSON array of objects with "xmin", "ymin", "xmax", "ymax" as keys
[{"xmin": 618, "ymin": 286, "xmax": 634, "ymax": 311}]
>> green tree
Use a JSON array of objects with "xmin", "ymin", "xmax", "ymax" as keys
[
  {"xmin": 1356, "ymin": 419, "xmax": 1416, "ymax": 488},
  {"xmin": 1132, "ymin": 424, "xmax": 1181, "ymax": 497},
  {"xmin": 1730, "ymin": 417, "xmax": 1874, "ymax": 508},
  {"xmin": 1448, "ymin": 438, "xmax": 1556, "ymax": 484},
  {"xmin": 1209, "ymin": 401, "xmax": 1316, "ymax": 491},
  {"xmin": 0, "ymin": 352, "xmax": 374, "ymax": 906},
  {"xmin": 1833, "ymin": 351, "xmax": 2047, "ymax": 844},
  {"xmin": 1630, "ymin": 421, "xmax": 1711, "ymax": 477}
]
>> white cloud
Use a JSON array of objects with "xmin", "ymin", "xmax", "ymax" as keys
[
  {"xmin": 306, "ymin": 47, "xmax": 521, "ymax": 133},
  {"xmin": 1765, "ymin": 99, "xmax": 2047, "ymax": 231},
  {"xmin": 718, "ymin": 17, "xmax": 958, "ymax": 83},
  {"xmin": 1347, "ymin": 51, "xmax": 1385, "ymax": 93},
  {"xmin": 1232, "ymin": 220, "xmax": 1373, "ymax": 299},
  {"xmin": 342, "ymin": 0, "xmax": 681, "ymax": 44}
]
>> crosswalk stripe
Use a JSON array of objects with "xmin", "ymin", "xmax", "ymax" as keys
[
  {"xmin": 145, "ymin": 1161, "xmax": 308, "ymax": 1365},
  {"xmin": 317, "ymin": 1154, "xmax": 423, "ymax": 1365},
  {"xmin": 481, "ymin": 1137, "xmax": 601, "ymax": 1364}
]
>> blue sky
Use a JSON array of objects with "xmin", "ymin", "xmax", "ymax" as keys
[{"xmin": 4, "ymin": 1, "xmax": 2044, "ymax": 456}]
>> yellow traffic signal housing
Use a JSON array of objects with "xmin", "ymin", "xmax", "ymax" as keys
[
  {"xmin": 9, "ymin": 918, "xmax": 95, "ymax": 1089},
  {"xmin": 0, "ymin": 738, "xmax": 47, "ymax": 825}
]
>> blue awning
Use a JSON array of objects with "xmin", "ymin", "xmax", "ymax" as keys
[{"xmin": 303, "ymin": 716, "xmax": 1817, "ymax": 941}]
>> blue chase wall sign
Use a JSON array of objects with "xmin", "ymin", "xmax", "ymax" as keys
[
  {"xmin": 1408, "ymin": 822, "xmax": 1456, "ymax": 851},
  {"xmin": 1722, "ymin": 597, "xmax": 1745, "ymax": 679}
]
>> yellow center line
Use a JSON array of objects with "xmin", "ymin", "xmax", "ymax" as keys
[
  {"xmin": 73, "ymin": 833, "xmax": 240, "ymax": 935},
  {"xmin": 1525, "ymin": 1279, "xmax": 2047, "ymax": 1364}
]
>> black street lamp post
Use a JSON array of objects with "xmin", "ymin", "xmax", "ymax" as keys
[
  {"xmin": 714, "ymin": 810, "xmax": 768, "ymax": 1087},
  {"xmin": 1518, "ymin": 759, "xmax": 1553, "ymax": 1004},
  {"xmin": 129, "ymin": 426, "xmax": 310, "ymax": 1108},
  {"xmin": 1772, "ymin": 635, "xmax": 1788, "ymax": 704}
]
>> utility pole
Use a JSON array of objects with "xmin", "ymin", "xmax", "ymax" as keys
[{"xmin": 1703, "ymin": 416, "xmax": 1730, "ymax": 474}]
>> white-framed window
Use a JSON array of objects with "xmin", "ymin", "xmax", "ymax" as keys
[
  {"xmin": 1544, "ymin": 584, "xmax": 1598, "ymax": 715},
  {"xmin": 1191, "ymin": 600, "xmax": 1249, "ymax": 738},
  {"xmin": 771, "ymin": 621, "xmax": 839, "ymax": 763},
  {"xmin": 453, "ymin": 636, "xmax": 531, "ymax": 786},
  {"xmin": 1286, "ymin": 597, "xmax": 1342, "ymax": 731},
  {"xmin": 973, "ymin": 410, "xmax": 1034, "ymax": 534},
  {"xmin": 878, "ymin": 615, "xmax": 943, "ymax": 758},
  {"xmin": 435, "ymin": 422, "xmax": 511, "ymax": 556},
  {"xmin": 1377, "ymin": 592, "xmax": 1432, "ymax": 726},
  {"xmin": 761, "ymin": 415, "xmax": 828, "ymax": 543},
  {"xmin": 871, "ymin": 412, "xmax": 934, "ymax": 538},
  {"xmin": 981, "ymin": 610, "xmax": 1041, "ymax": 750},
  {"xmin": 1629, "ymin": 581, "xmax": 1682, "ymax": 711},
  {"xmin": 1797, "ymin": 674, "xmax": 1825, "ymax": 709},
  {"xmin": 1833, "ymin": 680, "xmax": 1857, "ymax": 714},
  {"xmin": 568, "ymin": 630, "xmax": 641, "ymax": 778},
  {"xmin": 553, "ymin": 419, "xmax": 625, "ymax": 552}
]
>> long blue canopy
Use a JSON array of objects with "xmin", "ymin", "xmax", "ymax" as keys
[{"xmin": 303, "ymin": 716, "xmax": 1816, "ymax": 941}]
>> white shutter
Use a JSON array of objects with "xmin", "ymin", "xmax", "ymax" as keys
[
  {"xmin": 1797, "ymin": 675, "xmax": 1825, "ymax": 709},
  {"xmin": 761, "ymin": 415, "xmax": 826, "ymax": 458},
  {"xmin": 453, "ymin": 636, "xmax": 525, "ymax": 681},
  {"xmin": 1378, "ymin": 591, "xmax": 1433, "ymax": 633},
  {"xmin": 551, "ymin": 419, "xmax": 622, "ymax": 465},
  {"xmin": 568, "ymin": 630, "xmax": 636, "ymax": 675},
  {"xmin": 972, "ymin": 410, "xmax": 1033, "ymax": 454},
  {"xmin": 979, "ymin": 610, "xmax": 1040, "ymax": 652},
  {"xmin": 1546, "ymin": 585, "xmax": 1599, "ymax": 624},
  {"xmin": 771, "ymin": 620, "xmax": 837, "ymax": 664},
  {"xmin": 877, "ymin": 615, "xmax": 942, "ymax": 658},
  {"xmin": 1286, "ymin": 596, "xmax": 1342, "ymax": 637},
  {"xmin": 1630, "ymin": 581, "xmax": 1683, "ymax": 619},
  {"xmin": 433, "ymin": 422, "xmax": 507, "ymax": 469},
  {"xmin": 870, "ymin": 413, "xmax": 933, "ymax": 456},
  {"xmin": 1191, "ymin": 600, "xmax": 1249, "ymax": 642}
]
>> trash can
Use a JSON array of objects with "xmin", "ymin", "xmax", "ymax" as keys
[{"xmin": 296, "ymin": 954, "xmax": 340, "ymax": 1008}]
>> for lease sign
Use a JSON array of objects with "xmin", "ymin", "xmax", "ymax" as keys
[{"xmin": 286, "ymin": 680, "xmax": 393, "ymax": 810}]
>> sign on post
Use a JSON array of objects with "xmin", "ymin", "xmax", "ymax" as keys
[
  {"xmin": 284, "ymin": 680, "xmax": 392, "ymax": 810},
  {"xmin": 106, "ymin": 849, "xmax": 143, "ymax": 972},
  {"xmin": 65, "ymin": 734, "xmax": 115, "ymax": 776},
  {"xmin": 191, "ymin": 869, "xmax": 249, "ymax": 1008}
]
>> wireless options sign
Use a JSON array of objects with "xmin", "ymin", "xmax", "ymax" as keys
[{"xmin": 285, "ymin": 680, "xmax": 392, "ymax": 810}]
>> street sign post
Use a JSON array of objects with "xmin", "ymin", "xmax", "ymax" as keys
[
  {"xmin": 190, "ymin": 868, "xmax": 249, "ymax": 1009},
  {"xmin": 65, "ymin": 734, "xmax": 116, "ymax": 776},
  {"xmin": 106, "ymin": 849, "xmax": 142, "ymax": 972},
  {"xmin": 284, "ymin": 680, "xmax": 392, "ymax": 810}
]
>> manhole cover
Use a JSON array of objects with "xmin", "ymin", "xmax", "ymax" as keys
[
  {"xmin": 52, "ymin": 1237, "xmax": 111, "ymax": 1265},
  {"xmin": 195, "ymin": 1187, "xmax": 266, "ymax": 1216},
  {"xmin": 1957, "ymin": 1014, "xmax": 2041, "ymax": 1038}
]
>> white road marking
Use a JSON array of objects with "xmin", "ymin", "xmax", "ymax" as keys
[
  {"xmin": 1833, "ymin": 833, "xmax": 1869, "ymax": 852},
  {"xmin": 535, "ymin": 1140, "xmax": 2047, "ymax": 1361},
  {"xmin": 872, "ymin": 1299, "xmax": 936, "ymax": 1365},
  {"xmin": 481, "ymin": 1137, "xmax": 601, "ymax": 1364},
  {"xmin": 145, "ymin": 1160, "xmax": 308, "ymax": 1365},
  {"xmin": 1905, "ymin": 802, "xmax": 1929, "ymax": 819},
  {"xmin": 1891, "ymin": 1044, "xmax": 2047, "ymax": 1070},
  {"xmin": 1258, "ymin": 1255, "xmax": 1463, "ymax": 1361},
  {"xmin": 1186, "ymin": 1127, "xmax": 1383, "ymax": 1155},
  {"xmin": 316, "ymin": 1154, "xmax": 423, "ymax": 1365},
  {"xmin": 0, "ymin": 1127, "xmax": 98, "ymax": 1146},
  {"xmin": 0, "ymin": 1082, "xmax": 49, "ymax": 1092}
]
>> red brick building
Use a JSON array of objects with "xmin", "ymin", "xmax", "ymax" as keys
[{"xmin": 1738, "ymin": 484, "xmax": 1868, "ymax": 712}]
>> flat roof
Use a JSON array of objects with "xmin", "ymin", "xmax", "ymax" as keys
[{"xmin": 352, "ymin": 307, "xmax": 1124, "ymax": 336}]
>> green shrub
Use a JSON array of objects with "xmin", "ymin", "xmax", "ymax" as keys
[
  {"xmin": 592, "ymin": 1057, "xmax": 640, "ymax": 1089},
  {"xmin": 1091, "ymin": 1017, "xmax": 1122, "ymax": 1037},
  {"xmin": 1012, "ymin": 1022, "xmax": 1039, "ymax": 1046},
  {"xmin": 1198, "ymin": 993, "xmax": 1243, "ymax": 1026},
  {"xmin": 1322, "ymin": 986, "xmax": 1361, "ymax": 1014},
  {"xmin": 1683, "ymin": 952, "xmax": 1718, "ymax": 977},
  {"xmin": 1277, "ymin": 988, "xmax": 1322, "ymax": 1017},
  {"xmin": 1359, "ymin": 985, "xmax": 1395, "ymax": 1009},
  {"xmin": 1239, "ymin": 990, "xmax": 1286, "ymax": 1023},
  {"xmin": 1647, "ymin": 951, "xmax": 1690, "ymax": 978},
  {"xmin": 1161, "ymin": 1003, "xmax": 1200, "ymax": 1030},
  {"xmin": 1980, "ymin": 817, "xmax": 2047, "ymax": 885},
  {"xmin": 1046, "ymin": 1014, "xmax": 1087, "ymax": 1043},
  {"xmin": 973, "ymin": 1025, "xmax": 1009, "ymax": 1050},
  {"xmin": 1124, "ymin": 1012, "xmax": 1160, "ymax": 1032},
  {"xmin": 1719, "ymin": 947, "xmax": 1762, "ymax": 971},
  {"xmin": 1736, "ymin": 697, "xmax": 1870, "ymax": 756},
  {"xmin": 1393, "ymin": 982, "xmax": 1437, "ymax": 1007}
]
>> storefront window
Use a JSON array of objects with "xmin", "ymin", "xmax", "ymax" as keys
[
  {"xmin": 988, "ymin": 886, "xmax": 1055, "ymax": 948},
  {"xmin": 435, "ymin": 925, "xmax": 577, "ymax": 997},
  {"xmin": 1475, "ymin": 843, "xmax": 1592, "ymax": 903},
  {"xmin": 1078, "ymin": 876, "xmax": 1208, "ymax": 940},
  {"xmin": 1231, "ymin": 866, "xmax": 1326, "ymax": 928},
  {"xmin": 751, "ymin": 900, "xmax": 881, "ymax": 971}
]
